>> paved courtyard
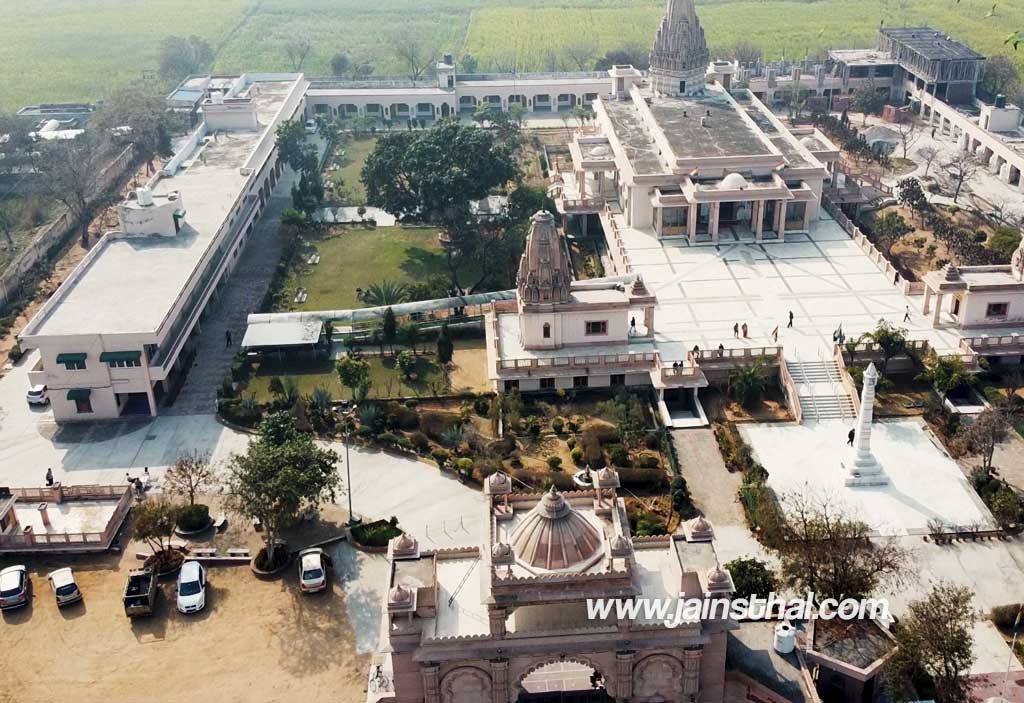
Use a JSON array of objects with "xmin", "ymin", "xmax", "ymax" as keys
[
  {"xmin": 622, "ymin": 214, "xmax": 982, "ymax": 364},
  {"xmin": 741, "ymin": 417, "xmax": 992, "ymax": 535}
]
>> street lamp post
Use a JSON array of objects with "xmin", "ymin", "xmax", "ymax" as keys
[{"xmin": 342, "ymin": 404, "xmax": 358, "ymax": 525}]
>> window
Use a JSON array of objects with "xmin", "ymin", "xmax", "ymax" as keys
[
  {"xmin": 610, "ymin": 374, "xmax": 625, "ymax": 387},
  {"xmin": 56, "ymin": 352, "xmax": 87, "ymax": 370},
  {"xmin": 540, "ymin": 378, "xmax": 555, "ymax": 390},
  {"xmin": 107, "ymin": 358, "xmax": 142, "ymax": 368},
  {"xmin": 75, "ymin": 397, "xmax": 93, "ymax": 414},
  {"xmin": 679, "ymin": 80, "xmax": 686, "ymax": 93},
  {"xmin": 585, "ymin": 321, "xmax": 608, "ymax": 336},
  {"xmin": 986, "ymin": 302, "xmax": 1009, "ymax": 319},
  {"xmin": 63, "ymin": 359, "xmax": 86, "ymax": 371},
  {"xmin": 503, "ymin": 380, "xmax": 519, "ymax": 392},
  {"xmin": 573, "ymin": 376, "xmax": 589, "ymax": 389},
  {"xmin": 542, "ymin": 323, "xmax": 551, "ymax": 339}
]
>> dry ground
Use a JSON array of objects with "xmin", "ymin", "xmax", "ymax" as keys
[{"xmin": 0, "ymin": 546, "xmax": 368, "ymax": 703}]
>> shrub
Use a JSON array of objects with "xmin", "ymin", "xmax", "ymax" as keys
[
  {"xmin": 528, "ymin": 422, "xmax": 541, "ymax": 439},
  {"xmin": 608, "ymin": 444, "xmax": 631, "ymax": 467},
  {"xmin": 583, "ymin": 420, "xmax": 620, "ymax": 445},
  {"xmin": 617, "ymin": 468, "xmax": 668, "ymax": 490},
  {"xmin": 7, "ymin": 343, "xmax": 24, "ymax": 363},
  {"xmin": 643, "ymin": 432, "xmax": 660, "ymax": 450},
  {"xmin": 409, "ymin": 431, "xmax": 430, "ymax": 452},
  {"xmin": 404, "ymin": 399, "xmax": 418, "ymax": 409},
  {"xmin": 177, "ymin": 503, "xmax": 210, "ymax": 532},
  {"xmin": 551, "ymin": 417, "xmax": 564, "ymax": 434},
  {"xmin": 580, "ymin": 430, "xmax": 605, "ymax": 468},
  {"xmin": 991, "ymin": 603, "xmax": 1024, "ymax": 628},
  {"xmin": 671, "ymin": 476, "xmax": 692, "ymax": 513},
  {"xmin": 376, "ymin": 431, "xmax": 400, "ymax": 446},
  {"xmin": 218, "ymin": 398, "xmax": 263, "ymax": 428},
  {"xmin": 636, "ymin": 454, "xmax": 660, "ymax": 469},
  {"xmin": 431, "ymin": 448, "xmax": 450, "ymax": 469},
  {"xmin": 546, "ymin": 456, "xmax": 563, "ymax": 471},
  {"xmin": 566, "ymin": 420, "xmax": 579, "ymax": 433},
  {"xmin": 570, "ymin": 447, "xmax": 584, "ymax": 464},
  {"xmin": 566, "ymin": 437, "xmax": 576, "ymax": 450},
  {"xmin": 384, "ymin": 401, "xmax": 419, "ymax": 430},
  {"xmin": 726, "ymin": 557, "xmax": 776, "ymax": 600},
  {"xmin": 631, "ymin": 510, "xmax": 668, "ymax": 536},
  {"xmin": 355, "ymin": 425, "xmax": 374, "ymax": 439},
  {"xmin": 473, "ymin": 397, "xmax": 490, "ymax": 416},
  {"xmin": 421, "ymin": 411, "xmax": 462, "ymax": 442}
]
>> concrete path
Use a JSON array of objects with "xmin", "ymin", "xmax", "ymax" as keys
[
  {"xmin": 163, "ymin": 171, "xmax": 298, "ymax": 415},
  {"xmin": 671, "ymin": 428, "xmax": 744, "ymax": 527}
]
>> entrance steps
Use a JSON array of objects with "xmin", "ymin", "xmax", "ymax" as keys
[{"xmin": 785, "ymin": 359, "xmax": 856, "ymax": 422}]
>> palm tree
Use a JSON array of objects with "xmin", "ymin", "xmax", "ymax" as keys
[
  {"xmin": 729, "ymin": 362, "xmax": 767, "ymax": 409},
  {"xmin": 863, "ymin": 320, "xmax": 907, "ymax": 377},
  {"xmin": 363, "ymin": 280, "xmax": 409, "ymax": 307},
  {"xmin": 917, "ymin": 351, "xmax": 971, "ymax": 401}
]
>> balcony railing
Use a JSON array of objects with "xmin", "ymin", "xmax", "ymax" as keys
[{"xmin": 497, "ymin": 351, "xmax": 658, "ymax": 373}]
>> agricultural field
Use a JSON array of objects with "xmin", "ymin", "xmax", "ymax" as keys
[{"xmin": 3, "ymin": 0, "xmax": 1024, "ymax": 111}]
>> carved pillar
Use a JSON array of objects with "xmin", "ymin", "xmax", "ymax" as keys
[
  {"xmin": 682, "ymin": 647, "xmax": 703, "ymax": 699},
  {"xmin": 490, "ymin": 660, "xmax": 509, "ymax": 703},
  {"xmin": 775, "ymin": 200, "xmax": 786, "ymax": 240},
  {"xmin": 932, "ymin": 292, "xmax": 944, "ymax": 327},
  {"xmin": 687, "ymin": 203, "xmax": 698, "ymax": 244},
  {"xmin": 488, "ymin": 607, "xmax": 507, "ymax": 638},
  {"xmin": 922, "ymin": 285, "xmax": 932, "ymax": 315},
  {"xmin": 709, "ymin": 202, "xmax": 720, "ymax": 243},
  {"xmin": 753, "ymin": 200, "xmax": 764, "ymax": 241},
  {"xmin": 422, "ymin": 664, "xmax": 441, "ymax": 703},
  {"xmin": 616, "ymin": 651, "xmax": 635, "ymax": 700}
]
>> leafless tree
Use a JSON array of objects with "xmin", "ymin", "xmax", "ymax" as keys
[
  {"xmin": 729, "ymin": 40, "xmax": 762, "ymax": 65},
  {"xmin": 164, "ymin": 451, "xmax": 216, "ymax": 505},
  {"xmin": 917, "ymin": 144, "xmax": 941, "ymax": 177},
  {"xmin": 895, "ymin": 115, "xmax": 920, "ymax": 159},
  {"xmin": 774, "ymin": 491, "xmax": 912, "ymax": 601},
  {"xmin": 32, "ymin": 135, "xmax": 111, "ymax": 247},
  {"xmin": 963, "ymin": 406, "xmax": 1011, "ymax": 472},
  {"xmin": 284, "ymin": 38, "xmax": 313, "ymax": 72},
  {"xmin": 392, "ymin": 28, "xmax": 439, "ymax": 81},
  {"xmin": 944, "ymin": 154, "xmax": 980, "ymax": 203},
  {"xmin": 563, "ymin": 40, "xmax": 598, "ymax": 71}
]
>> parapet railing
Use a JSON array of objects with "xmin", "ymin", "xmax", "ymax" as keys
[
  {"xmin": 0, "ymin": 485, "xmax": 132, "ymax": 553},
  {"xmin": 822, "ymin": 194, "xmax": 914, "ymax": 294},
  {"xmin": 600, "ymin": 204, "xmax": 632, "ymax": 274},
  {"xmin": 778, "ymin": 357, "xmax": 803, "ymax": 424},
  {"xmin": 688, "ymin": 345, "xmax": 782, "ymax": 366},
  {"xmin": 960, "ymin": 334, "xmax": 1024, "ymax": 354},
  {"xmin": 496, "ymin": 351, "xmax": 659, "ymax": 374}
]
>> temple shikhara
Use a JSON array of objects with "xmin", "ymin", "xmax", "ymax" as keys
[{"xmin": 373, "ymin": 470, "xmax": 733, "ymax": 703}]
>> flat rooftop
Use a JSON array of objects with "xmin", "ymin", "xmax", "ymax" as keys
[
  {"xmin": 13, "ymin": 498, "xmax": 119, "ymax": 535},
  {"xmin": 881, "ymin": 27, "xmax": 984, "ymax": 62},
  {"xmin": 812, "ymin": 619, "xmax": 894, "ymax": 671},
  {"xmin": 27, "ymin": 77, "xmax": 300, "ymax": 338},
  {"xmin": 829, "ymin": 49, "xmax": 895, "ymax": 67},
  {"xmin": 603, "ymin": 99, "xmax": 667, "ymax": 175},
  {"xmin": 646, "ymin": 86, "xmax": 775, "ymax": 161}
]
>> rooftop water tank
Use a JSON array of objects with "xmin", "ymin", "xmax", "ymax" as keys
[
  {"xmin": 774, "ymin": 622, "xmax": 796, "ymax": 654},
  {"xmin": 136, "ymin": 186, "xmax": 154, "ymax": 206}
]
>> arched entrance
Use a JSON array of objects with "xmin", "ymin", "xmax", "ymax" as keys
[{"xmin": 517, "ymin": 660, "xmax": 614, "ymax": 703}]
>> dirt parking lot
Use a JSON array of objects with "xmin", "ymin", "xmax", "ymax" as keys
[{"xmin": 0, "ymin": 548, "xmax": 369, "ymax": 703}]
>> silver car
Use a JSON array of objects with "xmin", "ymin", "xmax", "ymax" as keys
[
  {"xmin": 0, "ymin": 565, "xmax": 30, "ymax": 610},
  {"xmin": 48, "ymin": 568, "xmax": 82, "ymax": 606}
]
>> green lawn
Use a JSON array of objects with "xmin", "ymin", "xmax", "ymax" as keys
[
  {"xmin": 246, "ymin": 353, "xmax": 444, "ymax": 401},
  {"xmin": 325, "ymin": 136, "xmax": 377, "ymax": 205},
  {"xmin": 283, "ymin": 225, "xmax": 475, "ymax": 311},
  {"xmin": 4, "ymin": 0, "xmax": 1024, "ymax": 111}
]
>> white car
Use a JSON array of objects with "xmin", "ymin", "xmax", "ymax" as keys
[
  {"xmin": 0, "ymin": 565, "xmax": 30, "ymax": 610},
  {"xmin": 298, "ymin": 548, "xmax": 327, "ymax": 593},
  {"xmin": 26, "ymin": 384, "xmax": 49, "ymax": 406},
  {"xmin": 304, "ymin": 119, "xmax": 317, "ymax": 134},
  {"xmin": 176, "ymin": 561, "xmax": 207, "ymax": 614},
  {"xmin": 47, "ymin": 567, "xmax": 82, "ymax": 606}
]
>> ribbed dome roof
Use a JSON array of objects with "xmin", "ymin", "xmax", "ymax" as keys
[
  {"xmin": 509, "ymin": 487, "xmax": 602, "ymax": 571},
  {"xmin": 720, "ymin": 172, "xmax": 748, "ymax": 190}
]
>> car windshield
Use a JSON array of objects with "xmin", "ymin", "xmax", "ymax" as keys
[
  {"xmin": 55, "ymin": 584, "xmax": 77, "ymax": 596},
  {"xmin": 303, "ymin": 568, "xmax": 324, "ymax": 581},
  {"xmin": 179, "ymin": 580, "xmax": 202, "ymax": 597}
]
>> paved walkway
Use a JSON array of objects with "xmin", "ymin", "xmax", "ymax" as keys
[
  {"xmin": 671, "ymin": 428, "xmax": 744, "ymax": 527},
  {"xmin": 163, "ymin": 171, "xmax": 298, "ymax": 415}
]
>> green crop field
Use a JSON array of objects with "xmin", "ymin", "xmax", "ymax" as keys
[{"xmin": 1, "ymin": 0, "xmax": 1023, "ymax": 112}]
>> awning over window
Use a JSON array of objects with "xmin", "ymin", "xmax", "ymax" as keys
[
  {"xmin": 56, "ymin": 352, "xmax": 87, "ymax": 364},
  {"xmin": 99, "ymin": 351, "xmax": 142, "ymax": 363},
  {"xmin": 66, "ymin": 388, "xmax": 91, "ymax": 401}
]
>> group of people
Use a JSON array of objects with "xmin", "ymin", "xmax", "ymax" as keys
[
  {"xmin": 733, "ymin": 311, "xmax": 795, "ymax": 343},
  {"xmin": 126, "ymin": 467, "xmax": 151, "ymax": 498}
]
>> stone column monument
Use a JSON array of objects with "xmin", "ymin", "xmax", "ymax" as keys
[{"xmin": 844, "ymin": 362, "xmax": 889, "ymax": 487}]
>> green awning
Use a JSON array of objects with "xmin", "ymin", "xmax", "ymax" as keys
[
  {"xmin": 99, "ymin": 351, "xmax": 142, "ymax": 363},
  {"xmin": 66, "ymin": 388, "xmax": 91, "ymax": 401},
  {"xmin": 56, "ymin": 352, "xmax": 87, "ymax": 364}
]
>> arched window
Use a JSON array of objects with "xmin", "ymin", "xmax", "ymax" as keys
[{"xmin": 542, "ymin": 323, "xmax": 551, "ymax": 339}]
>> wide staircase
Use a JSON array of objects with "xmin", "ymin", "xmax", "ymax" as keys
[{"xmin": 786, "ymin": 359, "xmax": 856, "ymax": 422}]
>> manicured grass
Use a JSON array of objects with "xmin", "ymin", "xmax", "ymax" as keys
[
  {"xmin": 283, "ymin": 225, "xmax": 447, "ymax": 311},
  {"xmin": 325, "ymin": 137, "xmax": 377, "ymax": 205},
  {"xmin": 351, "ymin": 519, "xmax": 403, "ymax": 547},
  {"xmin": 245, "ymin": 353, "xmax": 445, "ymax": 401}
]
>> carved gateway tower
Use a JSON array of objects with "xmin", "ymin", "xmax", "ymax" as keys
[
  {"xmin": 370, "ymin": 472, "xmax": 734, "ymax": 703},
  {"xmin": 649, "ymin": 0, "xmax": 710, "ymax": 96}
]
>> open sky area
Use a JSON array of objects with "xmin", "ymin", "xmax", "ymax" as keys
[{"xmin": 2, "ymin": 0, "xmax": 1024, "ymax": 111}]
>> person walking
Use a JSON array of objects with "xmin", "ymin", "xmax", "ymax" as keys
[
  {"xmin": 903, "ymin": 305, "xmax": 911, "ymax": 322},
  {"xmin": 717, "ymin": 343, "xmax": 725, "ymax": 357},
  {"xmin": 733, "ymin": 322, "xmax": 739, "ymax": 338},
  {"xmin": 787, "ymin": 310, "xmax": 794, "ymax": 328},
  {"xmin": 630, "ymin": 316, "xmax": 636, "ymax": 333},
  {"xmin": 45, "ymin": 468, "xmax": 54, "ymax": 486},
  {"xmin": 847, "ymin": 428, "xmax": 855, "ymax": 446},
  {"xmin": 741, "ymin": 323, "xmax": 748, "ymax": 338},
  {"xmin": 225, "ymin": 329, "xmax": 232, "ymax": 348}
]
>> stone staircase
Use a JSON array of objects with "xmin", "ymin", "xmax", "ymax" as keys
[{"xmin": 786, "ymin": 359, "xmax": 856, "ymax": 421}]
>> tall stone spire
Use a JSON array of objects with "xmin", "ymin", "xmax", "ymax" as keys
[
  {"xmin": 649, "ymin": 0, "xmax": 710, "ymax": 96},
  {"xmin": 517, "ymin": 211, "xmax": 571, "ymax": 306},
  {"xmin": 844, "ymin": 363, "xmax": 889, "ymax": 487}
]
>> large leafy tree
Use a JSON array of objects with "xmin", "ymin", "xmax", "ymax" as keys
[
  {"xmin": 725, "ymin": 557, "xmax": 776, "ymax": 600},
  {"xmin": 336, "ymin": 354, "xmax": 371, "ymax": 399},
  {"xmin": 917, "ymin": 351, "xmax": 971, "ymax": 401},
  {"xmin": 863, "ymin": 320, "xmax": 908, "ymax": 377},
  {"xmin": 886, "ymin": 582, "xmax": 975, "ymax": 703},
  {"xmin": 362, "ymin": 119, "xmax": 519, "ymax": 222},
  {"xmin": 93, "ymin": 88, "xmax": 173, "ymax": 173},
  {"xmin": 871, "ymin": 211, "xmax": 913, "ymax": 258},
  {"xmin": 224, "ymin": 413, "xmax": 340, "ymax": 565},
  {"xmin": 32, "ymin": 134, "xmax": 111, "ymax": 246}
]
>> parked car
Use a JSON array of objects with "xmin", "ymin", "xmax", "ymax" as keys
[
  {"xmin": 298, "ymin": 548, "xmax": 328, "ymax": 593},
  {"xmin": 26, "ymin": 384, "xmax": 49, "ymax": 406},
  {"xmin": 176, "ymin": 561, "xmax": 207, "ymax": 614},
  {"xmin": 47, "ymin": 568, "xmax": 82, "ymax": 606},
  {"xmin": 304, "ymin": 119, "xmax": 317, "ymax": 134},
  {"xmin": 0, "ymin": 565, "xmax": 30, "ymax": 610}
]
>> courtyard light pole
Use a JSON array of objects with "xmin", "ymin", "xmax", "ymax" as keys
[{"xmin": 341, "ymin": 404, "xmax": 358, "ymax": 525}]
